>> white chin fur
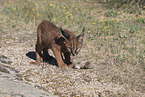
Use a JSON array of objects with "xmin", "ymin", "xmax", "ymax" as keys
[{"xmin": 70, "ymin": 55, "xmax": 72, "ymax": 62}]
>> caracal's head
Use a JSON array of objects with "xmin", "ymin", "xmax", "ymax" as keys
[{"xmin": 60, "ymin": 28, "xmax": 85, "ymax": 56}]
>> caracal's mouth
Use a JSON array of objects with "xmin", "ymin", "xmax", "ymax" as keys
[{"xmin": 70, "ymin": 54, "xmax": 76, "ymax": 62}]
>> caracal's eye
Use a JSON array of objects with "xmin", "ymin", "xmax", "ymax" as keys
[
  {"xmin": 68, "ymin": 47, "xmax": 72, "ymax": 51},
  {"xmin": 76, "ymin": 47, "xmax": 80, "ymax": 52}
]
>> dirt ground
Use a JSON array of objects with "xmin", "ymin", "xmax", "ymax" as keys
[{"xmin": 0, "ymin": 27, "xmax": 144, "ymax": 97}]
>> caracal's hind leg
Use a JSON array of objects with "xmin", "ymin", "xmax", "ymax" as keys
[{"xmin": 43, "ymin": 48, "xmax": 54, "ymax": 62}]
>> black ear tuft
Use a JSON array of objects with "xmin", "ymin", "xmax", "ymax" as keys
[
  {"xmin": 77, "ymin": 27, "xmax": 85, "ymax": 43},
  {"xmin": 60, "ymin": 27, "xmax": 70, "ymax": 39}
]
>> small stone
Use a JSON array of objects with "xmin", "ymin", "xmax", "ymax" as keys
[
  {"xmin": 81, "ymin": 61, "xmax": 93, "ymax": 69},
  {"xmin": 74, "ymin": 65, "xmax": 80, "ymax": 69}
]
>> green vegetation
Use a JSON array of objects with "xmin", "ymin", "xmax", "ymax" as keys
[{"xmin": 0, "ymin": 0, "xmax": 144, "ymax": 96}]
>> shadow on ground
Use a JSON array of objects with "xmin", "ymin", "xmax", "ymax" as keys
[
  {"xmin": 26, "ymin": 51, "xmax": 58, "ymax": 66},
  {"xmin": 26, "ymin": 51, "xmax": 93, "ymax": 69}
]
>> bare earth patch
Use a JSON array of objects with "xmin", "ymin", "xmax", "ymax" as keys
[{"xmin": 0, "ymin": 28, "xmax": 144, "ymax": 96}]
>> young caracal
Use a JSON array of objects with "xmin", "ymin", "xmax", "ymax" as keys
[{"xmin": 36, "ymin": 20, "xmax": 85, "ymax": 68}]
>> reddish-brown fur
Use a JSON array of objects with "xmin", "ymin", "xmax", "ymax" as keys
[{"xmin": 35, "ymin": 20, "xmax": 85, "ymax": 68}]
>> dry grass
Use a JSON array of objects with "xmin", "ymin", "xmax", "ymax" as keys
[{"xmin": 0, "ymin": 0, "xmax": 145, "ymax": 96}]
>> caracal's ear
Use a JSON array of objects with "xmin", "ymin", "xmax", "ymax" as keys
[
  {"xmin": 77, "ymin": 27, "xmax": 85, "ymax": 43},
  {"xmin": 60, "ymin": 27, "xmax": 71, "ymax": 41}
]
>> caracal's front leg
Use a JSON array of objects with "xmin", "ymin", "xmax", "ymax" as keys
[
  {"xmin": 64, "ymin": 52, "xmax": 75, "ymax": 68},
  {"xmin": 35, "ymin": 43, "xmax": 43, "ymax": 62},
  {"xmin": 52, "ymin": 47, "xmax": 68, "ymax": 68}
]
